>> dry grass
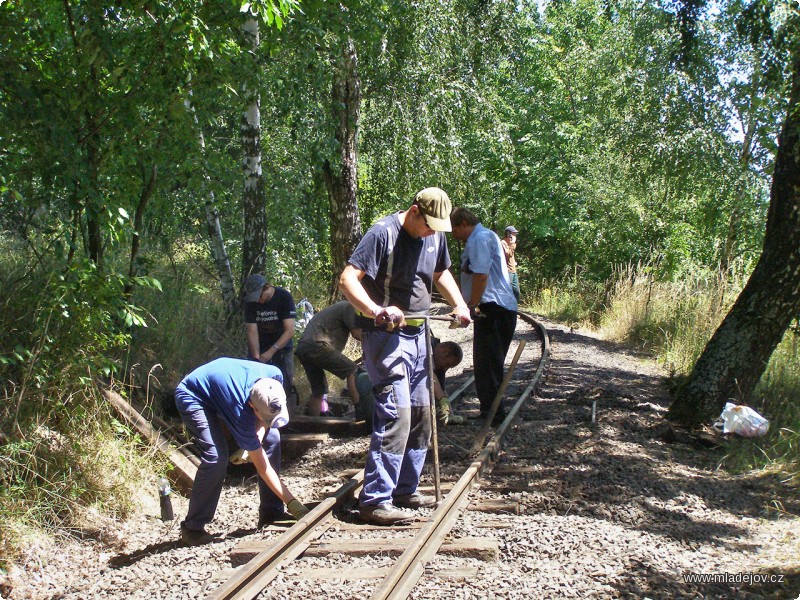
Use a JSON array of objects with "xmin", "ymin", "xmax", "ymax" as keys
[{"xmin": 597, "ymin": 267, "xmax": 741, "ymax": 375}]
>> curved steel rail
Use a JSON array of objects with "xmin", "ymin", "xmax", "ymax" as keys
[
  {"xmin": 370, "ymin": 311, "xmax": 550, "ymax": 599},
  {"xmin": 208, "ymin": 311, "xmax": 549, "ymax": 600}
]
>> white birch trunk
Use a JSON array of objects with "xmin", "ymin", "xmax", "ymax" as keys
[
  {"xmin": 184, "ymin": 91, "xmax": 237, "ymax": 317},
  {"xmin": 240, "ymin": 16, "xmax": 268, "ymax": 279}
]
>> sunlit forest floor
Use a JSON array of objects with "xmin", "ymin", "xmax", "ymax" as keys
[{"xmin": 529, "ymin": 269, "xmax": 800, "ymax": 487}]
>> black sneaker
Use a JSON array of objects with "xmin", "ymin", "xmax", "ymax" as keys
[
  {"xmin": 492, "ymin": 409, "xmax": 509, "ymax": 426},
  {"xmin": 258, "ymin": 510, "xmax": 292, "ymax": 529},
  {"xmin": 179, "ymin": 522, "xmax": 216, "ymax": 546},
  {"xmin": 469, "ymin": 409, "xmax": 508, "ymax": 425}
]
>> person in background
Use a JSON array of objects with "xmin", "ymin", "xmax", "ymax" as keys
[
  {"xmin": 501, "ymin": 225, "xmax": 520, "ymax": 302},
  {"xmin": 356, "ymin": 338, "xmax": 465, "ymax": 427},
  {"xmin": 432, "ymin": 338, "xmax": 465, "ymax": 425},
  {"xmin": 243, "ymin": 274, "xmax": 296, "ymax": 409},
  {"xmin": 339, "ymin": 187, "xmax": 471, "ymax": 525},
  {"xmin": 451, "ymin": 207, "xmax": 518, "ymax": 425},
  {"xmin": 174, "ymin": 357, "xmax": 310, "ymax": 545},
  {"xmin": 294, "ymin": 300, "xmax": 362, "ymax": 417}
]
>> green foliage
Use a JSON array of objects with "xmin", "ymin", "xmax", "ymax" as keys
[{"xmin": 0, "ymin": 254, "xmax": 153, "ymax": 406}]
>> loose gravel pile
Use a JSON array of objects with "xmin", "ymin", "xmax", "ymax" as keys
[{"xmin": 2, "ymin": 316, "xmax": 799, "ymax": 599}]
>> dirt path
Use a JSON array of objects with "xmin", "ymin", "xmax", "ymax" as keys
[{"xmin": 2, "ymin": 316, "xmax": 799, "ymax": 599}]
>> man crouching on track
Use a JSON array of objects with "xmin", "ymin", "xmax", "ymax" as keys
[
  {"xmin": 339, "ymin": 187, "xmax": 472, "ymax": 525},
  {"xmin": 175, "ymin": 357, "xmax": 310, "ymax": 545}
]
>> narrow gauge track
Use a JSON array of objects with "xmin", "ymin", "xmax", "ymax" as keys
[{"xmin": 209, "ymin": 311, "xmax": 549, "ymax": 600}]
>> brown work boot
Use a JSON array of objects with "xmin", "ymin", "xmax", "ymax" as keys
[
  {"xmin": 393, "ymin": 492, "xmax": 437, "ymax": 509},
  {"xmin": 359, "ymin": 502, "xmax": 412, "ymax": 525}
]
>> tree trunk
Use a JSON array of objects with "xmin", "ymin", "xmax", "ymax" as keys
[
  {"xmin": 322, "ymin": 38, "xmax": 363, "ymax": 301},
  {"xmin": 85, "ymin": 114, "xmax": 103, "ymax": 268},
  {"xmin": 720, "ymin": 59, "xmax": 759, "ymax": 275},
  {"xmin": 64, "ymin": 0, "xmax": 105, "ymax": 268},
  {"xmin": 124, "ymin": 163, "xmax": 158, "ymax": 298},
  {"xmin": 668, "ymin": 47, "xmax": 800, "ymax": 426},
  {"xmin": 184, "ymin": 92, "xmax": 237, "ymax": 317},
  {"xmin": 240, "ymin": 16, "xmax": 268, "ymax": 281}
]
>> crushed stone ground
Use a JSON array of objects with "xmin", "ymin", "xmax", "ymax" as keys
[{"xmin": 2, "ymin": 316, "xmax": 799, "ymax": 599}]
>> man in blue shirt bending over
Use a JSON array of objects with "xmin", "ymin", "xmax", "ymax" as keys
[{"xmin": 175, "ymin": 357, "xmax": 310, "ymax": 545}]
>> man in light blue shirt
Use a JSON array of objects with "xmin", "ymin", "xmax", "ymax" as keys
[{"xmin": 451, "ymin": 207, "xmax": 518, "ymax": 424}]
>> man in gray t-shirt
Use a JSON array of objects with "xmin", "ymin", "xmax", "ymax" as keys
[
  {"xmin": 339, "ymin": 187, "xmax": 471, "ymax": 526},
  {"xmin": 294, "ymin": 301, "xmax": 363, "ymax": 416}
]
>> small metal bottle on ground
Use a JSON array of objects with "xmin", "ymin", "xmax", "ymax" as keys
[{"xmin": 158, "ymin": 477, "xmax": 174, "ymax": 521}]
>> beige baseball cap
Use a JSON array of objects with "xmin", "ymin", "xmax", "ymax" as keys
[
  {"xmin": 250, "ymin": 378, "xmax": 289, "ymax": 428},
  {"xmin": 414, "ymin": 187, "xmax": 452, "ymax": 232}
]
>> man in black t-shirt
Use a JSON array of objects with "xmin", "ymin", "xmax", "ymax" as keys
[{"xmin": 243, "ymin": 274, "xmax": 296, "ymax": 403}]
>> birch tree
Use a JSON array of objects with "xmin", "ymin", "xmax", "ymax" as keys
[{"xmin": 240, "ymin": 13, "xmax": 269, "ymax": 280}]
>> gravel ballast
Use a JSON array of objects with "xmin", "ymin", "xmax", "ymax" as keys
[{"xmin": 2, "ymin": 316, "xmax": 799, "ymax": 599}]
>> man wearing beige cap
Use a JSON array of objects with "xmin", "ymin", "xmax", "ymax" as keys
[
  {"xmin": 339, "ymin": 187, "xmax": 471, "ymax": 525},
  {"xmin": 175, "ymin": 357, "xmax": 309, "ymax": 545}
]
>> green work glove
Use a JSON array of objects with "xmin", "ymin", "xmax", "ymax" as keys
[
  {"xmin": 437, "ymin": 396, "xmax": 451, "ymax": 425},
  {"xmin": 287, "ymin": 499, "xmax": 310, "ymax": 519}
]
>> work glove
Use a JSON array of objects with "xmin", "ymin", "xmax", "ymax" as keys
[
  {"xmin": 230, "ymin": 448, "xmax": 250, "ymax": 465},
  {"xmin": 448, "ymin": 306, "xmax": 472, "ymax": 329},
  {"xmin": 375, "ymin": 306, "xmax": 406, "ymax": 331},
  {"xmin": 287, "ymin": 499, "xmax": 310, "ymax": 519},
  {"xmin": 437, "ymin": 396, "xmax": 452, "ymax": 424}
]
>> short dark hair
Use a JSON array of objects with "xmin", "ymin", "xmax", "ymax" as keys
[
  {"xmin": 450, "ymin": 207, "xmax": 479, "ymax": 227},
  {"xmin": 439, "ymin": 341, "xmax": 463, "ymax": 365}
]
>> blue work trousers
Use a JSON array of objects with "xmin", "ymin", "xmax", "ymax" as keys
[
  {"xmin": 359, "ymin": 327, "xmax": 432, "ymax": 507},
  {"xmin": 178, "ymin": 403, "xmax": 283, "ymax": 530}
]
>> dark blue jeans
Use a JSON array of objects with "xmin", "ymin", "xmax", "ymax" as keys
[
  {"xmin": 179, "ymin": 405, "xmax": 283, "ymax": 530},
  {"xmin": 262, "ymin": 347, "xmax": 296, "ymax": 415}
]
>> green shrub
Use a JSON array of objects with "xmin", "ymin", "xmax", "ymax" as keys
[{"xmin": 0, "ymin": 245, "xmax": 162, "ymax": 569}]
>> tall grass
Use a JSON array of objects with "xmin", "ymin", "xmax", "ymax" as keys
[
  {"xmin": 597, "ymin": 266, "xmax": 744, "ymax": 375},
  {"xmin": 525, "ymin": 270, "xmax": 607, "ymax": 325}
]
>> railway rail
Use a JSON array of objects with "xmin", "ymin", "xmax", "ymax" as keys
[{"xmin": 208, "ymin": 311, "xmax": 550, "ymax": 600}]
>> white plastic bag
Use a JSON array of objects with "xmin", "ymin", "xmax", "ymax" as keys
[
  {"xmin": 295, "ymin": 298, "xmax": 315, "ymax": 332},
  {"xmin": 713, "ymin": 402, "xmax": 770, "ymax": 438}
]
